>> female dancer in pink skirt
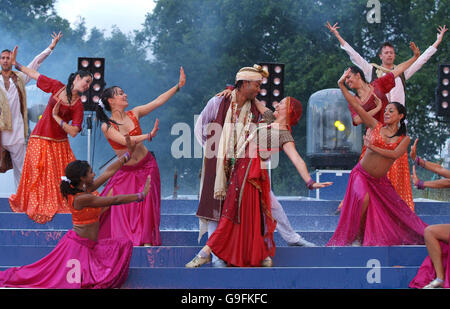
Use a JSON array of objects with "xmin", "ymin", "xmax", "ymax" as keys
[
  {"xmin": 326, "ymin": 68, "xmax": 427, "ymax": 247},
  {"xmin": 0, "ymin": 135, "xmax": 151, "ymax": 288},
  {"xmin": 409, "ymin": 139, "xmax": 450, "ymax": 288},
  {"xmin": 95, "ymin": 67, "xmax": 185, "ymax": 246}
]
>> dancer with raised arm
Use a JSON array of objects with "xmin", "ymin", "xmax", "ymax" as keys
[
  {"xmin": 95, "ymin": 67, "xmax": 185, "ymax": 246},
  {"xmin": 330, "ymin": 40, "xmax": 422, "ymax": 212},
  {"xmin": 8, "ymin": 44, "xmax": 93, "ymax": 224},
  {"xmin": 0, "ymin": 135, "xmax": 150, "ymax": 288},
  {"xmin": 409, "ymin": 139, "xmax": 450, "ymax": 289},
  {"xmin": 326, "ymin": 68, "xmax": 427, "ymax": 247},
  {"xmin": 325, "ymin": 22, "xmax": 447, "ymax": 105},
  {"xmin": 0, "ymin": 32, "xmax": 62, "ymax": 187},
  {"xmin": 186, "ymin": 97, "xmax": 332, "ymax": 267}
]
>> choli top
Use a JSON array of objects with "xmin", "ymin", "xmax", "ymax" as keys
[
  {"xmin": 69, "ymin": 191, "xmax": 103, "ymax": 225},
  {"xmin": 31, "ymin": 75, "xmax": 84, "ymax": 141},
  {"xmin": 255, "ymin": 110, "xmax": 294, "ymax": 160},
  {"xmin": 106, "ymin": 110, "xmax": 142, "ymax": 150},
  {"xmin": 348, "ymin": 72, "xmax": 395, "ymax": 126},
  {"xmin": 367, "ymin": 122, "xmax": 404, "ymax": 151}
]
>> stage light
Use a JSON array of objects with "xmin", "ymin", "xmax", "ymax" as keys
[
  {"xmin": 257, "ymin": 63, "xmax": 284, "ymax": 110},
  {"xmin": 78, "ymin": 57, "xmax": 106, "ymax": 111},
  {"xmin": 436, "ymin": 64, "xmax": 450, "ymax": 117}
]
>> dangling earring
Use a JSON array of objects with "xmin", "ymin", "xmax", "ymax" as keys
[{"xmin": 83, "ymin": 183, "xmax": 87, "ymax": 191}]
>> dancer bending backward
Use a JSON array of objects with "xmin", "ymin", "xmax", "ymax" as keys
[
  {"xmin": 409, "ymin": 139, "xmax": 450, "ymax": 289},
  {"xmin": 9, "ymin": 45, "xmax": 93, "ymax": 224},
  {"xmin": 95, "ymin": 67, "xmax": 185, "ymax": 246},
  {"xmin": 326, "ymin": 68, "xmax": 427, "ymax": 247},
  {"xmin": 326, "ymin": 40, "xmax": 423, "ymax": 212},
  {"xmin": 186, "ymin": 97, "xmax": 332, "ymax": 267},
  {"xmin": 0, "ymin": 135, "xmax": 151, "ymax": 288}
]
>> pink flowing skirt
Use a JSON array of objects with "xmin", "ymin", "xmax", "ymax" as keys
[
  {"xmin": 0, "ymin": 230, "xmax": 132, "ymax": 289},
  {"xmin": 409, "ymin": 234, "xmax": 450, "ymax": 288},
  {"xmin": 98, "ymin": 152, "xmax": 161, "ymax": 246},
  {"xmin": 327, "ymin": 163, "xmax": 427, "ymax": 246}
]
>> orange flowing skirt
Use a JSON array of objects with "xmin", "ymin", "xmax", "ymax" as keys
[{"xmin": 9, "ymin": 137, "xmax": 75, "ymax": 223}]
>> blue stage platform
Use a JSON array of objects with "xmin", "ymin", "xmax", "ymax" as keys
[{"xmin": 0, "ymin": 197, "xmax": 449, "ymax": 289}]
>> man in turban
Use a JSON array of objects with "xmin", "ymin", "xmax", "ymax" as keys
[{"xmin": 194, "ymin": 65, "xmax": 267, "ymax": 266}]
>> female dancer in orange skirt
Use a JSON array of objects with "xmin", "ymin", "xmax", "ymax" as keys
[{"xmin": 9, "ymin": 45, "xmax": 93, "ymax": 223}]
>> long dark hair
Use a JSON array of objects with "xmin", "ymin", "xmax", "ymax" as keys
[
  {"xmin": 387, "ymin": 102, "xmax": 407, "ymax": 138},
  {"xmin": 95, "ymin": 86, "xmax": 120, "ymax": 128},
  {"xmin": 66, "ymin": 70, "xmax": 93, "ymax": 104},
  {"xmin": 60, "ymin": 160, "xmax": 91, "ymax": 199},
  {"xmin": 349, "ymin": 65, "xmax": 368, "ymax": 84}
]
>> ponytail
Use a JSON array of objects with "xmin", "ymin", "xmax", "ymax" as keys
[
  {"xmin": 60, "ymin": 160, "xmax": 91, "ymax": 199},
  {"xmin": 95, "ymin": 86, "xmax": 120, "ymax": 128}
]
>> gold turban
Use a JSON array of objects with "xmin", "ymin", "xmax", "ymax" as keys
[{"xmin": 235, "ymin": 64, "xmax": 269, "ymax": 82}]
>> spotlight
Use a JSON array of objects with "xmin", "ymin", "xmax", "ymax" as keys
[
  {"xmin": 77, "ymin": 57, "xmax": 106, "ymax": 111},
  {"xmin": 257, "ymin": 62, "xmax": 284, "ymax": 110},
  {"xmin": 436, "ymin": 64, "xmax": 450, "ymax": 117}
]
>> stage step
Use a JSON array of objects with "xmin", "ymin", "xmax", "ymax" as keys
[
  {"xmin": 0, "ymin": 245, "xmax": 428, "ymax": 268},
  {"xmin": 0, "ymin": 230, "xmax": 332, "ymax": 246},
  {"xmin": 1, "ymin": 198, "xmax": 450, "ymax": 215}
]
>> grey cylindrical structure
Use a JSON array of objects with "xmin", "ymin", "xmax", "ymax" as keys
[{"xmin": 306, "ymin": 88, "xmax": 362, "ymax": 169}]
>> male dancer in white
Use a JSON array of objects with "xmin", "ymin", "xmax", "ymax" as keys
[{"xmin": 0, "ymin": 32, "xmax": 62, "ymax": 188}]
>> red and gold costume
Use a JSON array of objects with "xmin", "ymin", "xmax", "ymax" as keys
[{"xmin": 9, "ymin": 75, "xmax": 84, "ymax": 223}]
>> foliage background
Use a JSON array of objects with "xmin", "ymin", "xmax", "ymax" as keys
[{"xmin": 1, "ymin": 0, "xmax": 448, "ymax": 198}]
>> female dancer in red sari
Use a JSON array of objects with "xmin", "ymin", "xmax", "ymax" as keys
[
  {"xmin": 327, "ymin": 68, "xmax": 427, "ymax": 247},
  {"xmin": 0, "ymin": 135, "xmax": 150, "ymax": 288},
  {"xmin": 8, "ymin": 44, "xmax": 94, "ymax": 223},
  {"xmin": 186, "ymin": 97, "xmax": 332, "ymax": 267}
]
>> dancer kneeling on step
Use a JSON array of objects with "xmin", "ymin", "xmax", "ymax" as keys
[{"xmin": 0, "ymin": 135, "xmax": 151, "ymax": 288}]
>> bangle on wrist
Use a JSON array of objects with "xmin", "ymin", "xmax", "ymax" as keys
[
  {"xmin": 121, "ymin": 151, "xmax": 131, "ymax": 164},
  {"xmin": 136, "ymin": 191, "xmax": 145, "ymax": 202},
  {"xmin": 416, "ymin": 179, "xmax": 425, "ymax": 190},
  {"xmin": 415, "ymin": 156, "xmax": 425, "ymax": 168},
  {"xmin": 175, "ymin": 84, "xmax": 180, "ymax": 92},
  {"xmin": 306, "ymin": 178, "xmax": 316, "ymax": 190},
  {"xmin": 147, "ymin": 132, "xmax": 152, "ymax": 142},
  {"xmin": 15, "ymin": 62, "xmax": 23, "ymax": 71},
  {"xmin": 60, "ymin": 119, "xmax": 64, "ymax": 128}
]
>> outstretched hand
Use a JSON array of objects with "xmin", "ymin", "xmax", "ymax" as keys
[
  {"xmin": 410, "ymin": 138, "xmax": 418, "ymax": 161},
  {"xmin": 49, "ymin": 31, "xmax": 63, "ymax": 50},
  {"xmin": 178, "ymin": 67, "xmax": 186, "ymax": 89},
  {"xmin": 409, "ymin": 42, "xmax": 420, "ymax": 58},
  {"xmin": 325, "ymin": 21, "xmax": 340, "ymax": 35},
  {"xmin": 312, "ymin": 181, "xmax": 333, "ymax": 189},
  {"xmin": 11, "ymin": 46, "xmax": 18, "ymax": 66},
  {"xmin": 436, "ymin": 25, "xmax": 447, "ymax": 42},
  {"xmin": 143, "ymin": 175, "xmax": 152, "ymax": 197},
  {"xmin": 124, "ymin": 134, "xmax": 137, "ymax": 156},
  {"xmin": 150, "ymin": 118, "xmax": 159, "ymax": 140}
]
